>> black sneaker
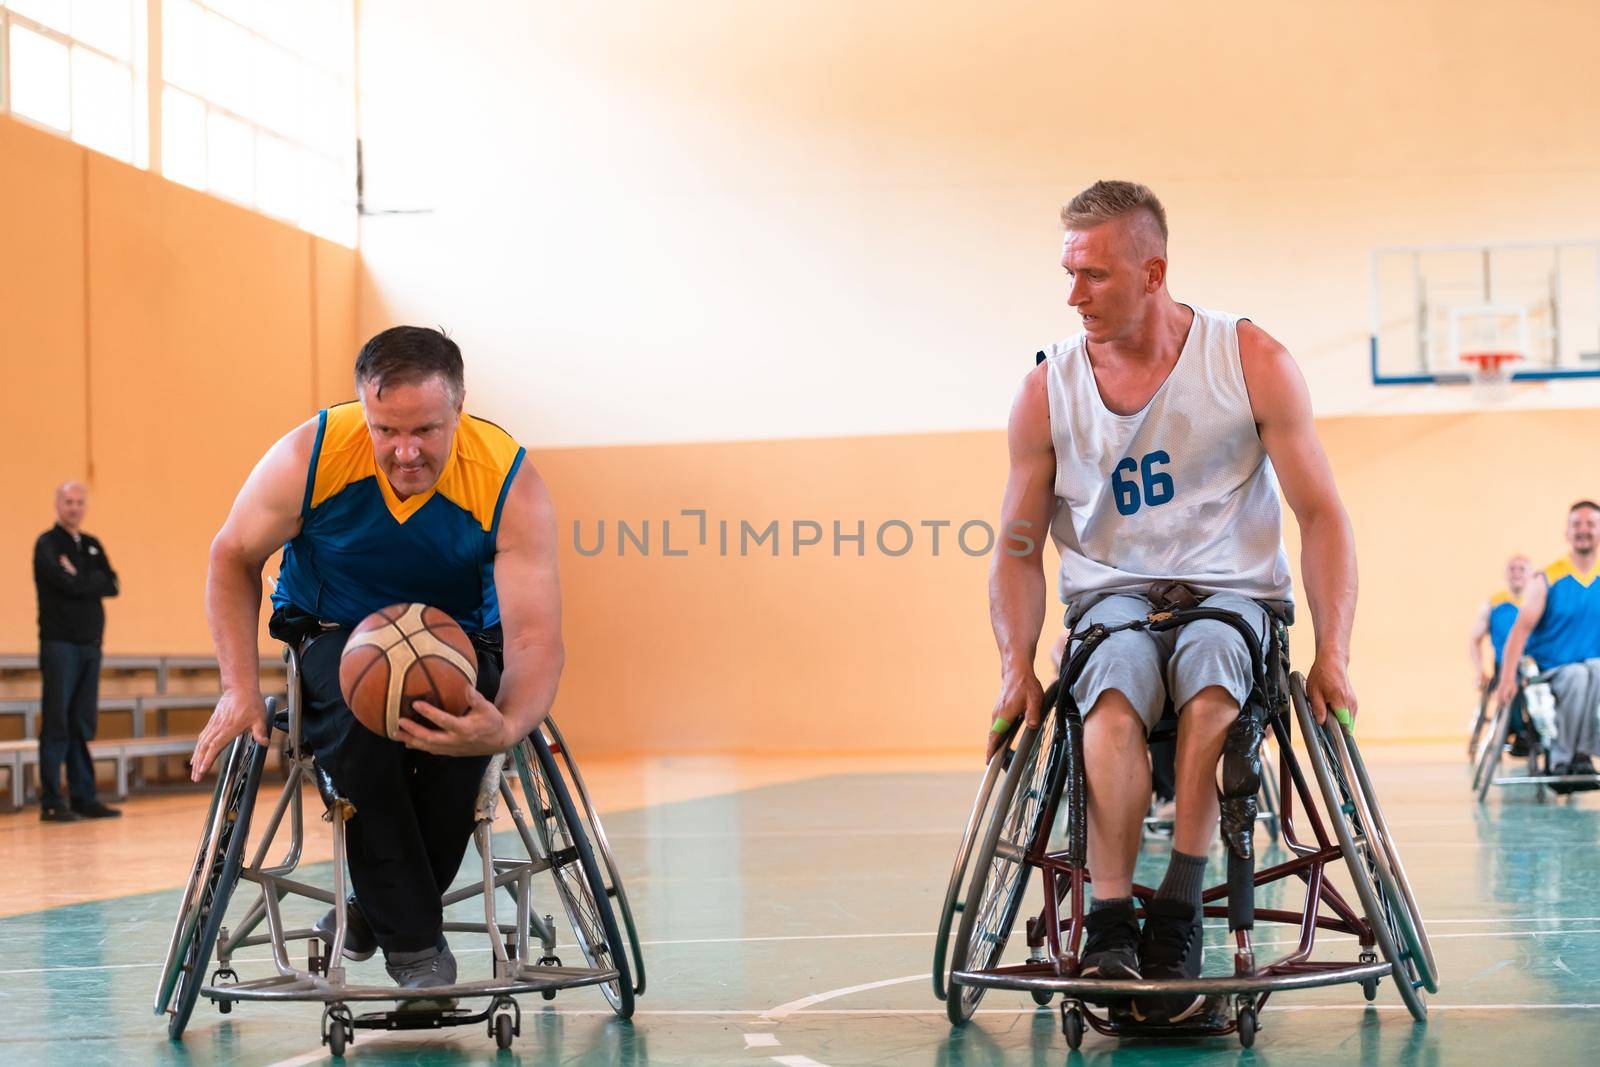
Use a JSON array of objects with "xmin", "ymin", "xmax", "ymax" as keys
[
  {"xmin": 40, "ymin": 806, "xmax": 83, "ymax": 823},
  {"xmin": 1568, "ymin": 755, "xmax": 1600, "ymax": 793},
  {"xmin": 1131, "ymin": 898, "xmax": 1205, "ymax": 1024},
  {"xmin": 72, "ymin": 800, "xmax": 121, "ymax": 819},
  {"xmin": 1508, "ymin": 734, "xmax": 1531, "ymax": 758},
  {"xmin": 314, "ymin": 897, "xmax": 378, "ymax": 962},
  {"xmin": 1079, "ymin": 901, "xmax": 1141, "ymax": 980},
  {"xmin": 385, "ymin": 941, "xmax": 458, "ymax": 1012}
]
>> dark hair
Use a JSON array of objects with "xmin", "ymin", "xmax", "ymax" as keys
[
  {"xmin": 354, "ymin": 326, "xmax": 464, "ymax": 406},
  {"xmin": 1571, "ymin": 500, "xmax": 1600, "ymax": 515}
]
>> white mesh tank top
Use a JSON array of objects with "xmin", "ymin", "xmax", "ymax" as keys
[{"xmin": 1041, "ymin": 304, "xmax": 1294, "ymax": 616}]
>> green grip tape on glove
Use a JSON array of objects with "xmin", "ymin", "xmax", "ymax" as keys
[
  {"xmin": 991, "ymin": 716, "xmax": 1011, "ymax": 735},
  {"xmin": 1332, "ymin": 707, "xmax": 1353, "ymax": 730}
]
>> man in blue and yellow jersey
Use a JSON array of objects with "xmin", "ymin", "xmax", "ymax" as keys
[
  {"xmin": 1470, "ymin": 554, "xmax": 1529, "ymax": 750},
  {"xmin": 1495, "ymin": 502, "xmax": 1600, "ymax": 785},
  {"xmin": 188, "ymin": 326, "xmax": 564, "ymax": 1003}
]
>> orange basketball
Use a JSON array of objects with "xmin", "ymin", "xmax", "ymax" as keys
[{"xmin": 338, "ymin": 604, "xmax": 479, "ymax": 740}]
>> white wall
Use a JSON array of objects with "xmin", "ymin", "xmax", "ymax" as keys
[{"xmin": 356, "ymin": 0, "xmax": 1600, "ymax": 447}]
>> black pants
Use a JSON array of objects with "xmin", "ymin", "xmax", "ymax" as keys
[
  {"xmin": 298, "ymin": 628, "xmax": 500, "ymax": 955},
  {"xmin": 38, "ymin": 640, "xmax": 102, "ymax": 809}
]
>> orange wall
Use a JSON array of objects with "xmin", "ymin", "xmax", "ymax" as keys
[{"xmin": 0, "ymin": 115, "xmax": 358, "ymax": 654}]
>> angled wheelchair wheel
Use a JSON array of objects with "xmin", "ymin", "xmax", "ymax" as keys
[
  {"xmin": 946, "ymin": 707, "xmax": 1066, "ymax": 1026},
  {"xmin": 157, "ymin": 732, "xmax": 269, "ymax": 1039},
  {"xmin": 1472, "ymin": 698, "xmax": 1512, "ymax": 802},
  {"xmin": 1291, "ymin": 676, "xmax": 1429, "ymax": 1021},
  {"xmin": 540, "ymin": 717, "xmax": 646, "ymax": 998},
  {"xmin": 1466, "ymin": 685, "xmax": 1494, "ymax": 762},
  {"xmin": 932, "ymin": 699, "xmax": 1030, "ymax": 1001},
  {"xmin": 512, "ymin": 734, "xmax": 635, "ymax": 1019}
]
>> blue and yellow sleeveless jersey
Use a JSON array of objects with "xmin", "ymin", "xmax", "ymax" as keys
[
  {"xmin": 271, "ymin": 402, "xmax": 525, "ymax": 633},
  {"xmin": 1523, "ymin": 559, "xmax": 1600, "ymax": 670},
  {"xmin": 1486, "ymin": 591, "xmax": 1519, "ymax": 666}
]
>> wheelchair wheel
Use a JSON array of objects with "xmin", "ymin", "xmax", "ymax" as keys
[
  {"xmin": 1472, "ymin": 698, "xmax": 1512, "ymax": 802},
  {"xmin": 540, "ymin": 717, "xmax": 647, "ymax": 998},
  {"xmin": 932, "ymin": 697, "xmax": 1030, "ymax": 1001},
  {"xmin": 511, "ymin": 734, "xmax": 635, "ymax": 1019},
  {"xmin": 1466, "ymin": 685, "xmax": 1494, "ymax": 761},
  {"xmin": 1291, "ymin": 676, "xmax": 1429, "ymax": 1022},
  {"xmin": 946, "ymin": 707, "xmax": 1066, "ymax": 1026},
  {"xmin": 157, "ymin": 733, "xmax": 269, "ymax": 1039}
]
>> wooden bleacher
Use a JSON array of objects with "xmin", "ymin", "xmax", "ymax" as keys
[{"xmin": 0, "ymin": 654, "xmax": 287, "ymax": 808}]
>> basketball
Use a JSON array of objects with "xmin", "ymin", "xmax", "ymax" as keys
[{"xmin": 337, "ymin": 603, "xmax": 479, "ymax": 740}]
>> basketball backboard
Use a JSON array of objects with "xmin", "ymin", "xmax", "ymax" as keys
[{"xmin": 1370, "ymin": 240, "xmax": 1600, "ymax": 385}]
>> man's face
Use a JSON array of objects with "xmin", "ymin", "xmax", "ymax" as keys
[
  {"xmin": 360, "ymin": 376, "xmax": 462, "ymax": 498},
  {"xmin": 1506, "ymin": 555, "xmax": 1530, "ymax": 593},
  {"xmin": 1568, "ymin": 507, "xmax": 1600, "ymax": 557},
  {"xmin": 55, "ymin": 484, "xmax": 87, "ymax": 529},
  {"xmin": 1060, "ymin": 216, "xmax": 1161, "ymax": 345}
]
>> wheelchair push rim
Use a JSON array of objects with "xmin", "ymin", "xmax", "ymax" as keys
[
  {"xmin": 931, "ymin": 696, "xmax": 1031, "ymax": 1002},
  {"xmin": 1291, "ymin": 675, "xmax": 1430, "ymax": 1021},
  {"xmin": 1472, "ymin": 698, "xmax": 1513, "ymax": 802},
  {"xmin": 946, "ymin": 708, "xmax": 1065, "ymax": 1026},
  {"xmin": 540, "ymin": 717, "xmax": 647, "ymax": 998},
  {"xmin": 161, "ymin": 732, "xmax": 270, "ymax": 1039},
  {"xmin": 511, "ymin": 735, "xmax": 635, "ymax": 1019}
]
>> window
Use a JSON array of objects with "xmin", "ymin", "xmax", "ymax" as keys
[
  {"xmin": 1, "ymin": 0, "xmax": 147, "ymax": 165},
  {"xmin": 161, "ymin": 0, "xmax": 356, "ymax": 244},
  {"xmin": 0, "ymin": 0, "xmax": 356, "ymax": 246}
]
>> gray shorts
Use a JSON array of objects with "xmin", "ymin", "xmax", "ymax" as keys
[
  {"xmin": 1544, "ymin": 659, "xmax": 1600, "ymax": 766},
  {"xmin": 1067, "ymin": 592, "xmax": 1270, "ymax": 731}
]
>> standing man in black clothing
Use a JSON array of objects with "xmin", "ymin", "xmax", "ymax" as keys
[{"xmin": 33, "ymin": 481, "xmax": 121, "ymax": 822}]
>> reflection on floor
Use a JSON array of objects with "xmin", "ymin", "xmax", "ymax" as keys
[{"xmin": 1, "ymin": 745, "xmax": 1596, "ymax": 1065}]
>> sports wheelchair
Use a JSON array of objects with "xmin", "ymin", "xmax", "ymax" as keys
[
  {"xmin": 1471, "ymin": 659, "xmax": 1600, "ymax": 801},
  {"xmin": 153, "ymin": 643, "xmax": 646, "ymax": 1056},
  {"xmin": 933, "ymin": 604, "xmax": 1435, "ymax": 1049}
]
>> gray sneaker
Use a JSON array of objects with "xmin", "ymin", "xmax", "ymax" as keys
[
  {"xmin": 385, "ymin": 941, "xmax": 457, "ymax": 1012},
  {"xmin": 313, "ymin": 897, "xmax": 377, "ymax": 962}
]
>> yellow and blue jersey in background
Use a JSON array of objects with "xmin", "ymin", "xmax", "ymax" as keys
[
  {"xmin": 1524, "ymin": 559, "xmax": 1600, "ymax": 670},
  {"xmin": 271, "ymin": 402, "xmax": 526, "ymax": 633},
  {"xmin": 1487, "ymin": 591, "xmax": 1519, "ymax": 667}
]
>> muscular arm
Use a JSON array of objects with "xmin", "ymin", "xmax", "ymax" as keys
[
  {"xmin": 190, "ymin": 420, "xmax": 314, "ymax": 777},
  {"xmin": 1495, "ymin": 576, "xmax": 1546, "ymax": 706},
  {"xmin": 986, "ymin": 364, "xmax": 1056, "ymax": 756},
  {"xmin": 399, "ymin": 462, "xmax": 565, "ymax": 755},
  {"xmin": 1238, "ymin": 321, "xmax": 1359, "ymax": 721}
]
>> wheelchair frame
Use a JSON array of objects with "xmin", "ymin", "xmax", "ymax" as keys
[
  {"xmin": 1471, "ymin": 660, "xmax": 1600, "ymax": 801},
  {"xmin": 154, "ymin": 644, "xmax": 642, "ymax": 1055},
  {"xmin": 936, "ymin": 605, "xmax": 1437, "ymax": 1049}
]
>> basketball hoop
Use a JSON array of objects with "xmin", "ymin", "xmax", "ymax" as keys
[{"xmin": 1461, "ymin": 351, "xmax": 1522, "ymax": 400}]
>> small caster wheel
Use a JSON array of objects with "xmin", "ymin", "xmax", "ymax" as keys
[
  {"xmin": 1362, "ymin": 978, "xmax": 1378, "ymax": 1002},
  {"xmin": 1237, "ymin": 1007, "xmax": 1257, "ymax": 1049},
  {"xmin": 1061, "ymin": 1005, "xmax": 1084, "ymax": 1050},
  {"xmin": 541, "ymin": 989, "xmax": 557, "ymax": 1001},
  {"xmin": 218, "ymin": 999, "xmax": 232, "ymax": 1015},
  {"xmin": 495, "ymin": 1013, "xmax": 514, "ymax": 1050},
  {"xmin": 327, "ymin": 1020, "xmax": 348, "ymax": 1057},
  {"xmin": 1031, "ymin": 989, "xmax": 1053, "ymax": 1007}
]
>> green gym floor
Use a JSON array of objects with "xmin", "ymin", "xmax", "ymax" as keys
[{"xmin": 2, "ymin": 751, "xmax": 1597, "ymax": 1065}]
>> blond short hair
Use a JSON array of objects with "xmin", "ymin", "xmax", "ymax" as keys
[{"xmin": 1060, "ymin": 180, "xmax": 1168, "ymax": 250}]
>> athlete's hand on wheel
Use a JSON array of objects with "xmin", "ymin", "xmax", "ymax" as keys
[
  {"xmin": 399, "ymin": 686, "xmax": 516, "ymax": 757},
  {"xmin": 987, "ymin": 672, "xmax": 1043, "ymax": 762},
  {"xmin": 190, "ymin": 689, "xmax": 270, "ymax": 781},
  {"xmin": 1304, "ymin": 655, "xmax": 1357, "ymax": 727},
  {"xmin": 1493, "ymin": 668, "xmax": 1519, "ymax": 713}
]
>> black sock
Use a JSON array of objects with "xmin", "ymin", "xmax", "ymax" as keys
[
  {"xmin": 1089, "ymin": 895, "xmax": 1133, "ymax": 915},
  {"xmin": 1155, "ymin": 849, "xmax": 1207, "ymax": 913}
]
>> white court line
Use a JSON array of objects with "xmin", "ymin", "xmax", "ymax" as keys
[
  {"xmin": 12, "ymin": 916, "xmax": 1600, "ymax": 978},
  {"xmin": 745, "ymin": 1032, "xmax": 781, "ymax": 1047},
  {"xmin": 771, "ymin": 1057, "xmax": 829, "ymax": 1067},
  {"xmin": 763, "ymin": 974, "xmax": 927, "ymax": 1021}
]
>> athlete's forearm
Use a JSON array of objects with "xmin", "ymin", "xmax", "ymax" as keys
[
  {"xmin": 1497, "ymin": 626, "xmax": 1532, "ymax": 682},
  {"xmin": 495, "ymin": 639, "xmax": 565, "ymax": 740},
  {"xmin": 1298, "ymin": 505, "xmax": 1357, "ymax": 661},
  {"xmin": 206, "ymin": 546, "xmax": 265, "ymax": 694},
  {"xmin": 990, "ymin": 553, "xmax": 1047, "ymax": 679},
  {"xmin": 1468, "ymin": 637, "xmax": 1485, "ymax": 678}
]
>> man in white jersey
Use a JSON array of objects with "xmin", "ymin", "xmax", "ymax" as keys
[{"xmin": 988, "ymin": 181, "xmax": 1358, "ymax": 1024}]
